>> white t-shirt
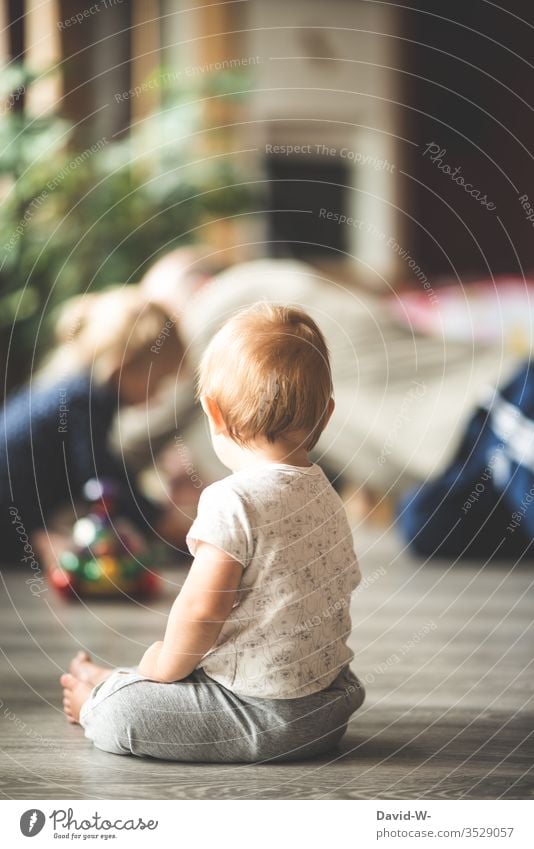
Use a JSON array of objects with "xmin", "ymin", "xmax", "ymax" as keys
[{"xmin": 186, "ymin": 462, "xmax": 361, "ymax": 699}]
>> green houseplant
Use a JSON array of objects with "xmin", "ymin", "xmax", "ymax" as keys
[{"xmin": 0, "ymin": 65, "xmax": 258, "ymax": 391}]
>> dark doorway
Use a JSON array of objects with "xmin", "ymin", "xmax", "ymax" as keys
[{"xmin": 265, "ymin": 157, "xmax": 350, "ymax": 259}]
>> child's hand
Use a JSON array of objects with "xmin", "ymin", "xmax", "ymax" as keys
[
  {"xmin": 138, "ymin": 641, "xmax": 164, "ymax": 679},
  {"xmin": 155, "ymin": 506, "xmax": 193, "ymax": 549},
  {"xmin": 31, "ymin": 529, "xmax": 71, "ymax": 576}
]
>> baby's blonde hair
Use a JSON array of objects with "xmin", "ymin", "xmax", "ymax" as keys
[
  {"xmin": 48, "ymin": 286, "xmax": 184, "ymax": 383},
  {"xmin": 198, "ymin": 303, "xmax": 333, "ymax": 449}
]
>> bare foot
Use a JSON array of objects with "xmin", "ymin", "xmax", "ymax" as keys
[
  {"xmin": 60, "ymin": 673, "xmax": 94, "ymax": 724},
  {"xmin": 69, "ymin": 651, "xmax": 113, "ymax": 686}
]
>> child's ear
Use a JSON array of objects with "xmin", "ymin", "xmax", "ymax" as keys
[
  {"xmin": 324, "ymin": 397, "xmax": 335, "ymax": 427},
  {"xmin": 201, "ymin": 395, "xmax": 227, "ymax": 434}
]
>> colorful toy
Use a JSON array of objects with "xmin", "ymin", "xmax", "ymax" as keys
[{"xmin": 49, "ymin": 478, "xmax": 160, "ymax": 599}]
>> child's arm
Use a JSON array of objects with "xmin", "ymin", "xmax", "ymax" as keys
[{"xmin": 138, "ymin": 541, "xmax": 243, "ymax": 683}]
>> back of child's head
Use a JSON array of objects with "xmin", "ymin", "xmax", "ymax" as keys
[
  {"xmin": 51, "ymin": 286, "xmax": 185, "ymax": 384},
  {"xmin": 198, "ymin": 302, "xmax": 333, "ymax": 449}
]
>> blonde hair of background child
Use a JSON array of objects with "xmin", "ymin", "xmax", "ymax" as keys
[
  {"xmin": 197, "ymin": 302, "xmax": 333, "ymax": 450},
  {"xmin": 43, "ymin": 286, "xmax": 185, "ymax": 385}
]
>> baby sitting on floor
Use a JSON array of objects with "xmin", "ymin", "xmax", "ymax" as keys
[{"xmin": 61, "ymin": 303, "xmax": 365, "ymax": 763}]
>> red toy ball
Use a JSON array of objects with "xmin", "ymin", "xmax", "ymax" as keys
[{"xmin": 52, "ymin": 479, "xmax": 161, "ymax": 600}]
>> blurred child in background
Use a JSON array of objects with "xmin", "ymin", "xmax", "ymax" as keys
[{"xmin": 0, "ymin": 286, "xmax": 190, "ymax": 568}]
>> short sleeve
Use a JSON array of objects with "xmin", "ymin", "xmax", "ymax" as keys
[{"xmin": 186, "ymin": 481, "xmax": 252, "ymax": 567}]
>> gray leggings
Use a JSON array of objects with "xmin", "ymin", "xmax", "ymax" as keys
[{"xmin": 79, "ymin": 665, "xmax": 365, "ymax": 763}]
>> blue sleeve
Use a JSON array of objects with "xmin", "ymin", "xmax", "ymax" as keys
[{"xmin": 65, "ymin": 378, "xmax": 162, "ymax": 530}]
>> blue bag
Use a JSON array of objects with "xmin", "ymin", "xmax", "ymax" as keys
[{"xmin": 397, "ymin": 360, "xmax": 534, "ymax": 559}]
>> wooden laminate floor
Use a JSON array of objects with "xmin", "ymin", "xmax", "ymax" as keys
[{"xmin": 1, "ymin": 527, "xmax": 533, "ymax": 800}]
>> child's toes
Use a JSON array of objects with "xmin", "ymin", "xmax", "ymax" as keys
[
  {"xmin": 60, "ymin": 672, "xmax": 76, "ymax": 688},
  {"xmin": 64, "ymin": 707, "xmax": 77, "ymax": 724}
]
